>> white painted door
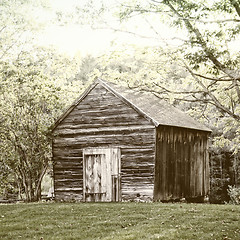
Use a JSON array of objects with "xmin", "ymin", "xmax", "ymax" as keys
[{"xmin": 83, "ymin": 148, "xmax": 121, "ymax": 202}]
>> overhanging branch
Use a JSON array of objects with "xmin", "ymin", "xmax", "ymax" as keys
[{"xmin": 182, "ymin": 60, "xmax": 240, "ymax": 121}]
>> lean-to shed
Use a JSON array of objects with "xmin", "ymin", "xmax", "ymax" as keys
[{"xmin": 52, "ymin": 79, "xmax": 211, "ymax": 202}]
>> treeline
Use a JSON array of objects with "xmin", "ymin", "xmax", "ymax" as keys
[{"xmin": 1, "ymin": 0, "xmax": 240, "ymax": 203}]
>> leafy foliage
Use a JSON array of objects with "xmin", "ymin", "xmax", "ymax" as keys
[
  {"xmin": 0, "ymin": 49, "xmax": 82, "ymax": 201},
  {"xmin": 90, "ymin": 0, "xmax": 240, "ymax": 188},
  {"xmin": 0, "ymin": 0, "xmax": 85, "ymax": 201},
  {"xmin": 228, "ymin": 185, "xmax": 240, "ymax": 204},
  {"xmin": 1, "ymin": 0, "xmax": 240, "ymax": 202},
  {"xmin": 115, "ymin": 0, "xmax": 240, "ymax": 117},
  {"xmin": 0, "ymin": 0, "xmax": 50, "ymax": 61},
  {"xmin": 89, "ymin": 42, "xmax": 240, "ymax": 200}
]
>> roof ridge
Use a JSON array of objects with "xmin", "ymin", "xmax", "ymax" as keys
[
  {"xmin": 97, "ymin": 79, "xmax": 211, "ymax": 132},
  {"xmin": 52, "ymin": 78, "xmax": 212, "ymax": 132},
  {"xmin": 97, "ymin": 78, "xmax": 159, "ymax": 126}
]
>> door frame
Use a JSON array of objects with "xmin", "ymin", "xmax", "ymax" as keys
[{"xmin": 83, "ymin": 147, "xmax": 121, "ymax": 202}]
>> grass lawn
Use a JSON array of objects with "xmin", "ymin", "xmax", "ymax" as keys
[{"xmin": 0, "ymin": 202, "xmax": 239, "ymax": 240}]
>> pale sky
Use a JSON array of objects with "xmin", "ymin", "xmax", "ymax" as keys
[
  {"xmin": 38, "ymin": 0, "xmax": 121, "ymax": 56},
  {"xmin": 38, "ymin": 0, "xmax": 240, "ymax": 58},
  {"xmin": 39, "ymin": 24, "xmax": 170, "ymax": 57},
  {"xmin": 37, "ymin": 0, "xmax": 174, "ymax": 57},
  {"xmin": 39, "ymin": 25, "xmax": 114, "ymax": 56}
]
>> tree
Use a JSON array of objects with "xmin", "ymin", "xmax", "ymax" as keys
[
  {"xmin": 116, "ymin": 1, "xmax": 240, "ymax": 190},
  {"xmin": 0, "ymin": 47, "xmax": 82, "ymax": 201},
  {"xmin": 113, "ymin": 1, "xmax": 240, "ymax": 150},
  {"xmin": 78, "ymin": 0, "xmax": 240, "ymax": 195},
  {"xmin": 74, "ymin": 55, "xmax": 100, "ymax": 84},
  {"xmin": 72, "ymin": 0, "xmax": 240, "ymax": 142},
  {"xmin": 0, "ymin": 0, "xmax": 51, "ymax": 61},
  {"xmin": 0, "ymin": 0, "xmax": 85, "ymax": 201}
]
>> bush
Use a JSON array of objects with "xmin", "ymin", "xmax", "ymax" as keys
[
  {"xmin": 209, "ymin": 178, "xmax": 230, "ymax": 204},
  {"xmin": 227, "ymin": 185, "xmax": 240, "ymax": 205}
]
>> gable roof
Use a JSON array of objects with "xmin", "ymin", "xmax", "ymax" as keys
[{"xmin": 53, "ymin": 78, "xmax": 211, "ymax": 132}]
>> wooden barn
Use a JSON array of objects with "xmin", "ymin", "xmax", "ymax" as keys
[{"xmin": 52, "ymin": 78, "xmax": 211, "ymax": 202}]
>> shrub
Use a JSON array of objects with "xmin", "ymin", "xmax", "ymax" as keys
[
  {"xmin": 209, "ymin": 178, "xmax": 230, "ymax": 204},
  {"xmin": 227, "ymin": 185, "xmax": 240, "ymax": 205}
]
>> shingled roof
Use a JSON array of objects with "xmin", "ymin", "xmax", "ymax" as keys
[{"xmin": 53, "ymin": 78, "xmax": 211, "ymax": 132}]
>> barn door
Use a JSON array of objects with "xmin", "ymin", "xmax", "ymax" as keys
[{"xmin": 83, "ymin": 148, "xmax": 121, "ymax": 202}]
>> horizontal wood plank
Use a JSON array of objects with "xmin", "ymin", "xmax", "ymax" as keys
[{"xmin": 53, "ymin": 83, "xmax": 155, "ymax": 201}]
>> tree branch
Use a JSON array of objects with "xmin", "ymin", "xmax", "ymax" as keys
[
  {"xmin": 152, "ymin": 82, "xmax": 204, "ymax": 95},
  {"xmin": 165, "ymin": 1, "xmax": 225, "ymax": 70},
  {"xmin": 182, "ymin": 60, "xmax": 240, "ymax": 121},
  {"xmin": 194, "ymin": 73, "xmax": 240, "ymax": 82},
  {"xmin": 164, "ymin": 1, "xmax": 240, "ymax": 104},
  {"xmin": 231, "ymin": 0, "xmax": 240, "ymax": 17}
]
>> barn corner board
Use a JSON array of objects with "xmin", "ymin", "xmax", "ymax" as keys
[{"xmin": 52, "ymin": 78, "xmax": 211, "ymax": 202}]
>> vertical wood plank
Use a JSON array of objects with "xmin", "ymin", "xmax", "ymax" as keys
[
  {"xmin": 83, "ymin": 151, "xmax": 86, "ymax": 202},
  {"xmin": 105, "ymin": 149, "xmax": 112, "ymax": 201},
  {"xmin": 205, "ymin": 135, "xmax": 210, "ymax": 195},
  {"xmin": 101, "ymin": 153, "xmax": 107, "ymax": 201},
  {"xmin": 110, "ymin": 148, "xmax": 121, "ymax": 202},
  {"xmin": 83, "ymin": 148, "xmax": 121, "ymax": 202},
  {"xmin": 154, "ymin": 126, "xmax": 210, "ymax": 202}
]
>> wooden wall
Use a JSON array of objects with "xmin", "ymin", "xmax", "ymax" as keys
[
  {"xmin": 154, "ymin": 126, "xmax": 210, "ymax": 202},
  {"xmin": 52, "ymin": 83, "xmax": 155, "ymax": 201}
]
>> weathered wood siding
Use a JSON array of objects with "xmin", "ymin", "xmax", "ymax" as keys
[
  {"xmin": 53, "ymin": 83, "xmax": 155, "ymax": 201},
  {"xmin": 154, "ymin": 126, "xmax": 210, "ymax": 201}
]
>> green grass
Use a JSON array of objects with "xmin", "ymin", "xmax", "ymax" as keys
[{"xmin": 0, "ymin": 202, "xmax": 239, "ymax": 240}]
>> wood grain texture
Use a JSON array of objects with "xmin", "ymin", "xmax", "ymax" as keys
[
  {"xmin": 52, "ymin": 82, "xmax": 210, "ymax": 202},
  {"xmin": 154, "ymin": 126, "xmax": 210, "ymax": 201},
  {"xmin": 53, "ymin": 83, "xmax": 155, "ymax": 201}
]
